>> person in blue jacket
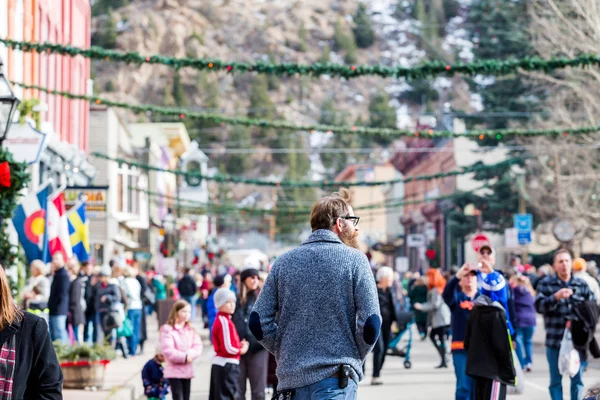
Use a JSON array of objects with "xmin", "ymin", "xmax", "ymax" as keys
[
  {"xmin": 477, "ymin": 245, "xmax": 515, "ymax": 337},
  {"xmin": 141, "ymin": 346, "xmax": 169, "ymax": 400}
]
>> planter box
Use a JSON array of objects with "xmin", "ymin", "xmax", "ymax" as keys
[{"xmin": 60, "ymin": 360, "xmax": 110, "ymax": 389}]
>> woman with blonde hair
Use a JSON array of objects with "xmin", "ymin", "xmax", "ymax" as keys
[
  {"xmin": 160, "ymin": 300, "xmax": 203, "ymax": 400},
  {"xmin": 509, "ymin": 274, "xmax": 537, "ymax": 372},
  {"xmin": 414, "ymin": 268, "xmax": 451, "ymax": 368},
  {"xmin": 22, "ymin": 259, "xmax": 50, "ymax": 312},
  {"xmin": 0, "ymin": 262, "xmax": 63, "ymax": 398}
]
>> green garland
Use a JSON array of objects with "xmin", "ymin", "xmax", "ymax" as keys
[
  {"xmin": 11, "ymin": 81, "xmax": 599, "ymax": 140},
  {"xmin": 95, "ymin": 152, "xmax": 521, "ymax": 188},
  {"xmin": 3, "ymin": 38, "xmax": 600, "ymax": 80},
  {"xmin": 0, "ymin": 147, "xmax": 30, "ymax": 268}
]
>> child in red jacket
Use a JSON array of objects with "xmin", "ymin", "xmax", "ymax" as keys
[{"xmin": 209, "ymin": 288, "xmax": 249, "ymax": 400}]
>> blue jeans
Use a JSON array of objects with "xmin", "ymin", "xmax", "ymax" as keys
[
  {"xmin": 127, "ymin": 309, "xmax": 142, "ymax": 356},
  {"xmin": 516, "ymin": 326, "xmax": 535, "ymax": 368},
  {"xmin": 49, "ymin": 315, "xmax": 68, "ymax": 344},
  {"xmin": 291, "ymin": 377, "xmax": 357, "ymax": 399},
  {"xmin": 546, "ymin": 346, "xmax": 584, "ymax": 400},
  {"xmin": 452, "ymin": 351, "xmax": 474, "ymax": 400},
  {"xmin": 83, "ymin": 314, "xmax": 96, "ymax": 345},
  {"xmin": 182, "ymin": 296, "xmax": 196, "ymax": 322}
]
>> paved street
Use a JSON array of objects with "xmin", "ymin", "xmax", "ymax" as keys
[{"xmin": 64, "ymin": 316, "xmax": 599, "ymax": 399}]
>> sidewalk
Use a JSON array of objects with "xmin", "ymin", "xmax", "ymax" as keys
[{"xmin": 63, "ymin": 315, "xmax": 210, "ymax": 400}]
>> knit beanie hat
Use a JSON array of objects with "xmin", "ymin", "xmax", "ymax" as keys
[
  {"xmin": 214, "ymin": 288, "xmax": 236, "ymax": 309},
  {"xmin": 573, "ymin": 258, "xmax": 587, "ymax": 272},
  {"xmin": 240, "ymin": 268, "xmax": 259, "ymax": 283}
]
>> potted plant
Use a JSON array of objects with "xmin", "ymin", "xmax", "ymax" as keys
[{"xmin": 53, "ymin": 342, "xmax": 117, "ymax": 390}]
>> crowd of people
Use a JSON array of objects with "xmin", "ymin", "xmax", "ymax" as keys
[{"xmin": 9, "ymin": 188, "xmax": 600, "ymax": 400}]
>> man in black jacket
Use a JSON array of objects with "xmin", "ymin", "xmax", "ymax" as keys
[
  {"xmin": 178, "ymin": 268, "xmax": 198, "ymax": 322},
  {"xmin": 48, "ymin": 253, "xmax": 70, "ymax": 344},
  {"xmin": 465, "ymin": 296, "xmax": 516, "ymax": 400},
  {"xmin": 81, "ymin": 261, "xmax": 97, "ymax": 344}
]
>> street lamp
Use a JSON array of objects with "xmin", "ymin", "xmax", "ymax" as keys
[{"xmin": 0, "ymin": 57, "xmax": 20, "ymax": 147}]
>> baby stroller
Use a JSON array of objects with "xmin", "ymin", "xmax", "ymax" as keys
[{"xmin": 387, "ymin": 313, "xmax": 414, "ymax": 369}]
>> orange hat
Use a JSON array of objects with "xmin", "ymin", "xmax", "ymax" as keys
[{"xmin": 573, "ymin": 258, "xmax": 587, "ymax": 272}]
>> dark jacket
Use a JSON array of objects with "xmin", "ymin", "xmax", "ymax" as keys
[
  {"xmin": 136, "ymin": 275, "xmax": 148, "ymax": 343},
  {"xmin": 177, "ymin": 274, "xmax": 197, "ymax": 298},
  {"xmin": 141, "ymin": 358, "xmax": 169, "ymax": 399},
  {"xmin": 233, "ymin": 290, "xmax": 264, "ymax": 354},
  {"xmin": 48, "ymin": 266, "xmax": 70, "ymax": 316},
  {"xmin": 95, "ymin": 282, "xmax": 122, "ymax": 314},
  {"xmin": 84, "ymin": 273, "xmax": 95, "ymax": 317},
  {"xmin": 443, "ymin": 276, "xmax": 480, "ymax": 351},
  {"xmin": 513, "ymin": 286, "xmax": 537, "ymax": 328},
  {"xmin": 571, "ymin": 300, "xmax": 600, "ymax": 362},
  {"xmin": 465, "ymin": 297, "xmax": 516, "ymax": 386},
  {"xmin": 409, "ymin": 284, "xmax": 428, "ymax": 324},
  {"xmin": 7, "ymin": 312, "xmax": 63, "ymax": 399},
  {"xmin": 69, "ymin": 275, "xmax": 86, "ymax": 326}
]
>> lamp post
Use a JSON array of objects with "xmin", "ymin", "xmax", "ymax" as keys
[{"xmin": 0, "ymin": 57, "xmax": 20, "ymax": 147}]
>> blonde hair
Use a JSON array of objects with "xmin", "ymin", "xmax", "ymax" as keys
[
  {"xmin": 0, "ymin": 263, "xmax": 23, "ymax": 329},
  {"xmin": 30, "ymin": 260, "xmax": 46, "ymax": 276},
  {"xmin": 166, "ymin": 300, "xmax": 192, "ymax": 328},
  {"xmin": 510, "ymin": 275, "xmax": 535, "ymax": 296},
  {"xmin": 309, "ymin": 188, "xmax": 353, "ymax": 231}
]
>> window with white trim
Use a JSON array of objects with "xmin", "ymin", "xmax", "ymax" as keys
[{"xmin": 116, "ymin": 165, "xmax": 140, "ymax": 215}]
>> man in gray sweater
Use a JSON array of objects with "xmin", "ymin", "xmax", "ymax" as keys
[{"xmin": 250, "ymin": 188, "xmax": 381, "ymax": 398}]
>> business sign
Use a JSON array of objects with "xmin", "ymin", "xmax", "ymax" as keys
[
  {"xmin": 64, "ymin": 187, "xmax": 108, "ymax": 219},
  {"xmin": 518, "ymin": 231, "xmax": 532, "ymax": 245},
  {"xmin": 471, "ymin": 233, "xmax": 491, "ymax": 253},
  {"xmin": 407, "ymin": 234, "xmax": 425, "ymax": 248},
  {"xmin": 4, "ymin": 123, "xmax": 47, "ymax": 164}
]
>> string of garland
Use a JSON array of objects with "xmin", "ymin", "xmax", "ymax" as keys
[
  {"xmin": 138, "ymin": 186, "xmax": 458, "ymax": 215},
  {"xmin": 3, "ymin": 38, "xmax": 600, "ymax": 80},
  {"xmin": 94, "ymin": 152, "xmax": 522, "ymax": 188},
  {"xmin": 11, "ymin": 81, "xmax": 595, "ymax": 140}
]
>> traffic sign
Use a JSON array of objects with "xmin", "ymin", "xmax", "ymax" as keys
[
  {"xmin": 407, "ymin": 234, "xmax": 425, "ymax": 248},
  {"xmin": 518, "ymin": 231, "xmax": 532, "ymax": 245},
  {"xmin": 471, "ymin": 233, "xmax": 491, "ymax": 253},
  {"xmin": 514, "ymin": 214, "xmax": 533, "ymax": 232}
]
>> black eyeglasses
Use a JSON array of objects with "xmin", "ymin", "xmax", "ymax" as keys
[{"xmin": 341, "ymin": 216, "xmax": 360, "ymax": 227}]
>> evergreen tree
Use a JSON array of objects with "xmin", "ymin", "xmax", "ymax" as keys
[
  {"xmin": 298, "ymin": 22, "xmax": 308, "ymax": 52},
  {"xmin": 318, "ymin": 45, "xmax": 331, "ymax": 63},
  {"xmin": 95, "ymin": 8, "xmax": 118, "ymax": 49},
  {"xmin": 172, "ymin": 71, "xmax": 188, "ymax": 107},
  {"xmin": 248, "ymin": 75, "xmax": 275, "ymax": 120},
  {"xmin": 92, "ymin": 0, "xmax": 129, "ymax": 16},
  {"xmin": 225, "ymin": 126, "xmax": 253, "ymax": 175},
  {"xmin": 353, "ymin": 3, "xmax": 375, "ymax": 48},
  {"xmin": 369, "ymin": 93, "xmax": 396, "ymax": 129},
  {"xmin": 343, "ymin": 36, "xmax": 358, "ymax": 64},
  {"xmin": 333, "ymin": 19, "xmax": 349, "ymax": 51}
]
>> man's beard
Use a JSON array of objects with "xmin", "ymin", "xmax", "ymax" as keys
[{"xmin": 339, "ymin": 228, "xmax": 360, "ymax": 249}]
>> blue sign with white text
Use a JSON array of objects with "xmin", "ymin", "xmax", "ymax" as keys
[
  {"xmin": 518, "ymin": 231, "xmax": 532, "ymax": 245},
  {"xmin": 514, "ymin": 214, "xmax": 533, "ymax": 232}
]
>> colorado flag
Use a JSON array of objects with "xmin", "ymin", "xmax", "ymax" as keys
[
  {"xmin": 67, "ymin": 201, "xmax": 90, "ymax": 262},
  {"xmin": 12, "ymin": 187, "xmax": 50, "ymax": 264}
]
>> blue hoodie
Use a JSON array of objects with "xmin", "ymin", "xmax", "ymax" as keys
[{"xmin": 478, "ymin": 271, "xmax": 515, "ymax": 336}]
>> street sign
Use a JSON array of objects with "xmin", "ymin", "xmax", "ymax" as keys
[
  {"xmin": 505, "ymin": 228, "xmax": 518, "ymax": 248},
  {"xmin": 518, "ymin": 231, "xmax": 532, "ymax": 245},
  {"xmin": 4, "ymin": 122, "xmax": 47, "ymax": 164},
  {"xmin": 471, "ymin": 233, "xmax": 491, "ymax": 253},
  {"xmin": 514, "ymin": 214, "xmax": 533, "ymax": 232},
  {"xmin": 407, "ymin": 234, "xmax": 425, "ymax": 248}
]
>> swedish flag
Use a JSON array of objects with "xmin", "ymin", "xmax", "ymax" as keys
[{"xmin": 67, "ymin": 202, "xmax": 90, "ymax": 262}]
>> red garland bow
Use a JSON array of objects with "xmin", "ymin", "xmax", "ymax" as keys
[{"xmin": 0, "ymin": 162, "xmax": 11, "ymax": 188}]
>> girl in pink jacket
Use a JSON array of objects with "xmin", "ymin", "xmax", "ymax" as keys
[{"xmin": 160, "ymin": 300, "xmax": 203, "ymax": 400}]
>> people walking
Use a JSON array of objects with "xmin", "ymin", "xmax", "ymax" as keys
[
  {"xmin": 123, "ymin": 266, "xmax": 143, "ymax": 357},
  {"xmin": 414, "ymin": 268, "xmax": 451, "ymax": 369},
  {"xmin": 95, "ymin": 266, "xmax": 123, "ymax": 347},
  {"xmin": 443, "ymin": 264, "xmax": 480, "ymax": 400},
  {"xmin": 178, "ymin": 268, "xmax": 198, "ymax": 322},
  {"xmin": 68, "ymin": 259, "xmax": 87, "ymax": 343},
  {"xmin": 160, "ymin": 300, "xmax": 203, "ymax": 400},
  {"xmin": 48, "ymin": 253, "xmax": 70, "ymax": 344},
  {"xmin": 371, "ymin": 266, "xmax": 403, "ymax": 385},
  {"xmin": 573, "ymin": 258, "xmax": 600, "ymax": 306},
  {"xmin": 22, "ymin": 259, "xmax": 50, "ymax": 312},
  {"xmin": 0, "ymin": 263, "xmax": 63, "ymax": 399},
  {"xmin": 134, "ymin": 263, "xmax": 149, "ymax": 354},
  {"xmin": 250, "ymin": 189, "xmax": 381, "ymax": 398},
  {"xmin": 409, "ymin": 277, "xmax": 429, "ymax": 340},
  {"xmin": 510, "ymin": 275, "xmax": 537, "ymax": 372},
  {"xmin": 210, "ymin": 288, "xmax": 249, "ymax": 400},
  {"xmin": 232, "ymin": 267, "xmax": 269, "ymax": 400},
  {"xmin": 81, "ymin": 261, "xmax": 97, "ymax": 345},
  {"xmin": 535, "ymin": 248, "xmax": 595, "ymax": 400}
]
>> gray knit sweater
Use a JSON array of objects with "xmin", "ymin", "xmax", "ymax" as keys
[{"xmin": 249, "ymin": 229, "xmax": 381, "ymax": 391}]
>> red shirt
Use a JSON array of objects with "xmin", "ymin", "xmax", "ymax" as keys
[{"xmin": 211, "ymin": 311, "xmax": 241, "ymax": 364}]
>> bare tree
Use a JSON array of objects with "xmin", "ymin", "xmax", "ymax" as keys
[{"xmin": 514, "ymin": 0, "xmax": 600, "ymax": 249}]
